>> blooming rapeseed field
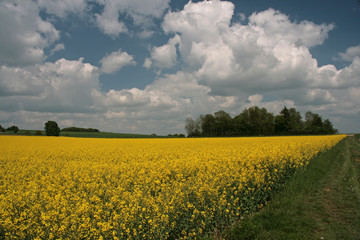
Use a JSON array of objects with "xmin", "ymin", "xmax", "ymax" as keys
[{"xmin": 0, "ymin": 135, "xmax": 345, "ymax": 239}]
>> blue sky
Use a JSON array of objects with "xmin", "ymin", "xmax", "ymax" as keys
[{"xmin": 0, "ymin": 0, "xmax": 359, "ymax": 134}]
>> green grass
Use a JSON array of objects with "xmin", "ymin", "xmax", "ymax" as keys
[
  {"xmin": 222, "ymin": 136, "xmax": 360, "ymax": 240},
  {"xmin": 2, "ymin": 130, "xmax": 169, "ymax": 138},
  {"xmin": 59, "ymin": 131, "xmax": 162, "ymax": 138},
  {"xmin": 1, "ymin": 130, "xmax": 42, "ymax": 136}
]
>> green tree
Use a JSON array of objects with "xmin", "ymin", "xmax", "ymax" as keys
[
  {"xmin": 0, "ymin": 125, "xmax": 4, "ymax": 133},
  {"xmin": 323, "ymin": 119, "xmax": 337, "ymax": 134},
  {"xmin": 275, "ymin": 107, "xmax": 303, "ymax": 134},
  {"xmin": 200, "ymin": 114, "xmax": 216, "ymax": 137},
  {"xmin": 257, "ymin": 107, "xmax": 274, "ymax": 135},
  {"xmin": 274, "ymin": 114, "xmax": 286, "ymax": 134},
  {"xmin": 236, "ymin": 106, "xmax": 274, "ymax": 136},
  {"xmin": 305, "ymin": 111, "xmax": 323, "ymax": 134},
  {"xmin": 186, "ymin": 107, "xmax": 337, "ymax": 137},
  {"xmin": 232, "ymin": 113, "xmax": 245, "ymax": 136},
  {"xmin": 184, "ymin": 117, "xmax": 201, "ymax": 137},
  {"xmin": 45, "ymin": 121, "xmax": 60, "ymax": 136},
  {"xmin": 288, "ymin": 108, "xmax": 303, "ymax": 133},
  {"xmin": 6, "ymin": 125, "xmax": 19, "ymax": 133},
  {"xmin": 214, "ymin": 110, "xmax": 232, "ymax": 136}
]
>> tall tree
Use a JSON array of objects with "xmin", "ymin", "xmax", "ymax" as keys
[
  {"xmin": 287, "ymin": 108, "xmax": 303, "ymax": 133},
  {"xmin": 237, "ymin": 106, "xmax": 274, "ymax": 136},
  {"xmin": 184, "ymin": 117, "xmax": 201, "ymax": 137},
  {"xmin": 275, "ymin": 107, "xmax": 303, "ymax": 134},
  {"xmin": 213, "ymin": 110, "xmax": 232, "ymax": 136},
  {"xmin": 45, "ymin": 121, "xmax": 60, "ymax": 136},
  {"xmin": 274, "ymin": 114, "xmax": 286, "ymax": 134},
  {"xmin": 233, "ymin": 113, "xmax": 245, "ymax": 136},
  {"xmin": 200, "ymin": 114, "xmax": 216, "ymax": 137},
  {"xmin": 305, "ymin": 111, "xmax": 323, "ymax": 134},
  {"xmin": 323, "ymin": 119, "xmax": 337, "ymax": 134}
]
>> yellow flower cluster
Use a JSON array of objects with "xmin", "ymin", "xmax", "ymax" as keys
[{"xmin": 0, "ymin": 135, "xmax": 345, "ymax": 239}]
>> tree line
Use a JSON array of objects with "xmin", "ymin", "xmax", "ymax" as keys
[
  {"xmin": 0, "ymin": 125, "xmax": 19, "ymax": 133},
  {"xmin": 0, "ymin": 121, "xmax": 100, "ymax": 137},
  {"xmin": 61, "ymin": 127, "xmax": 100, "ymax": 132},
  {"xmin": 185, "ymin": 106, "xmax": 338, "ymax": 137}
]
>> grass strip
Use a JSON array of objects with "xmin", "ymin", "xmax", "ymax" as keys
[
  {"xmin": 3, "ymin": 130, "xmax": 165, "ymax": 138},
  {"xmin": 223, "ymin": 136, "xmax": 360, "ymax": 240}
]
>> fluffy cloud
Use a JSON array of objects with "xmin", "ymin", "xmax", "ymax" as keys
[
  {"xmin": 305, "ymin": 89, "xmax": 336, "ymax": 105},
  {"xmin": 90, "ymin": 71, "xmax": 224, "ymax": 133},
  {"xmin": 92, "ymin": 72, "xmax": 211, "ymax": 113},
  {"xmin": 0, "ymin": 1, "xmax": 59, "ymax": 66},
  {"xmin": 0, "ymin": 58, "xmax": 100, "ymax": 113},
  {"xmin": 143, "ymin": 58, "xmax": 152, "ymax": 69},
  {"xmin": 337, "ymin": 45, "xmax": 360, "ymax": 62},
  {"xmin": 1, "ymin": 0, "xmax": 359, "ymax": 134},
  {"xmin": 135, "ymin": 1, "xmax": 358, "ymax": 132},
  {"xmin": 90, "ymin": 69, "xmax": 301, "ymax": 134},
  {"xmin": 148, "ymin": 35, "xmax": 180, "ymax": 68},
  {"xmin": 155, "ymin": 0, "xmax": 360, "ymax": 120},
  {"xmin": 100, "ymin": 49, "xmax": 136, "ymax": 74},
  {"xmin": 163, "ymin": 0, "xmax": 234, "ymax": 68},
  {"xmin": 37, "ymin": 0, "xmax": 88, "ymax": 18},
  {"xmin": 248, "ymin": 9, "xmax": 334, "ymax": 48},
  {"xmin": 95, "ymin": 7, "xmax": 128, "ymax": 37},
  {"xmin": 50, "ymin": 43, "xmax": 65, "ymax": 55},
  {"xmin": 94, "ymin": 0, "xmax": 170, "ymax": 38},
  {"xmin": 335, "ymin": 57, "xmax": 360, "ymax": 88},
  {"xmin": 160, "ymin": 3, "xmax": 337, "ymax": 98}
]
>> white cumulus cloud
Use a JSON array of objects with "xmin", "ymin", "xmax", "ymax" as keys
[
  {"xmin": 50, "ymin": 43, "xmax": 65, "ymax": 55},
  {"xmin": 100, "ymin": 49, "xmax": 136, "ymax": 74},
  {"xmin": 158, "ymin": 1, "xmax": 338, "ymax": 100},
  {"xmin": 94, "ymin": 0, "xmax": 170, "ymax": 38},
  {"xmin": 1, "ymin": 0, "xmax": 359, "ymax": 134},
  {"xmin": 0, "ymin": 58, "xmax": 100, "ymax": 113},
  {"xmin": 0, "ymin": 1, "xmax": 60, "ymax": 66},
  {"xmin": 37, "ymin": 0, "xmax": 88, "ymax": 18},
  {"xmin": 338, "ymin": 44, "xmax": 360, "ymax": 62},
  {"xmin": 149, "ymin": 35, "xmax": 180, "ymax": 68}
]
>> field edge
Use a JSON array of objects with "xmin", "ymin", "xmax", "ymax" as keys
[{"xmin": 221, "ymin": 136, "xmax": 360, "ymax": 240}]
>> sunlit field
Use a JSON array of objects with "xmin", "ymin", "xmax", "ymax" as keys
[{"xmin": 0, "ymin": 135, "xmax": 345, "ymax": 239}]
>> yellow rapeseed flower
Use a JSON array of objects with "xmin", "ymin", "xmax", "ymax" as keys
[{"xmin": 0, "ymin": 135, "xmax": 345, "ymax": 239}]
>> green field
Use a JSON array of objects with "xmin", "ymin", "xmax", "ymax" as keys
[
  {"xmin": 2, "ymin": 129, "xmax": 166, "ymax": 138},
  {"xmin": 221, "ymin": 135, "xmax": 360, "ymax": 240},
  {"xmin": 59, "ymin": 131, "xmax": 161, "ymax": 138}
]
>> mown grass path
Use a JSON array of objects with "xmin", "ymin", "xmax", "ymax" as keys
[{"xmin": 223, "ymin": 136, "xmax": 360, "ymax": 240}]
